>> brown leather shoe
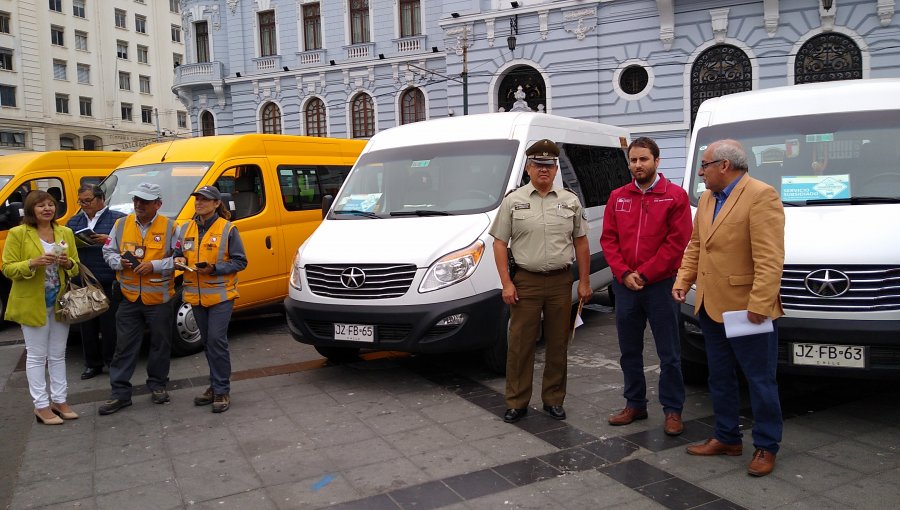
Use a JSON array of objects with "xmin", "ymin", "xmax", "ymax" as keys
[
  {"xmin": 747, "ymin": 448, "xmax": 776, "ymax": 477},
  {"xmin": 686, "ymin": 438, "xmax": 743, "ymax": 456},
  {"xmin": 664, "ymin": 412, "xmax": 683, "ymax": 436},
  {"xmin": 608, "ymin": 407, "xmax": 648, "ymax": 426}
]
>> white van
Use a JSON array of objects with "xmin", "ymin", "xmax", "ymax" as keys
[
  {"xmin": 680, "ymin": 79, "xmax": 900, "ymax": 379},
  {"xmin": 285, "ymin": 112, "xmax": 631, "ymax": 373}
]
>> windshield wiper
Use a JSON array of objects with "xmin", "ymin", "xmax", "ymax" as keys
[
  {"xmin": 333, "ymin": 209, "xmax": 381, "ymax": 218},
  {"xmin": 782, "ymin": 201, "xmax": 802, "ymax": 207},
  {"xmin": 804, "ymin": 197, "xmax": 900, "ymax": 205},
  {"xmin": 390, "ymin": 210, "xmax": 454, "ymax": 216}
]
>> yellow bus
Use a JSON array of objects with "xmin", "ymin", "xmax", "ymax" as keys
[
  {"xmin": 101, "ymin": 134, "xmax": 366, "ymax": 355},
  {"xmin": 0, "ymin": 151, "xmax": 131, "ymax": 319}
]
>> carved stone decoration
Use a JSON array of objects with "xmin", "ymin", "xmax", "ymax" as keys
[
  {"xmin": 497, "ymin": 65, "xmax": 546, "ymax": 113},
  {"xmin": 877, "ymin": 0, "xmax": 895, "ymax": 26},
  {"xmin": 211, "ymin": 5, "xmax": 221, "ymax": 31},
  {"xmin": 212, "ymin": 84, "xmax": 226, "ymax": 109},
  {"xmin": 538, "ymin": 10, "xmax": 549, "ymax": 40},
  {"xmin": 486, "ymin": 19, "xmax": 495, "ymax": 47},
  {"xmin": 445, "ymin": 26, "xmax": 472, "ymax": 56},
  {"xmin": 295, "ymin": 76, "xmax": 306, "ymax": 101},
  {"xmin": 563, "ymin": 8, "xmax": 596, "ymax": 41},
  {"xmin": 181, "ymin": 11, "xmax": 191, "ymax": 37},
  {"xmin": 256, "ymin": 0, "xmax": 271, "ymax": 12},
  {"xmin": 656, "ymin": 0, "xmax": 674, "ymax": 51},
  {"xmin": 710, "ymin": 8, "xmax": 730, "ymax": 44},
  {"xmin": 820, "ymin": 0, "xmax": 836, "ymax": 31},
  {"xmin": 763, "ymin": 0, "xmax": 779, "ymax": 37},
  {"xmin": 508, "ymin": 86, "xmax": 533, "ymax": 112},
  {"xmin": 794, "ymin": 32, "xmax": 862, "ymax": 84},
  {"xmin": 226, "ymin": 0, "xmax": 239, "ymax": 15}
]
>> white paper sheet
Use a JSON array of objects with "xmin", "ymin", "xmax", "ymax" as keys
[{"xmin": 722, "ymin": 310, "xmax": 774, "ymax": 338}]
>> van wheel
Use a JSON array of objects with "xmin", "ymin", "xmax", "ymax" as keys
[
  {"xmin": 315, "ymin": 345, "xmax": 360, "ymax": 363},
  {"xmin": 482, "ymin": 306, "xmax": 510, "ymax": 375},
  {"xmin": 171, "ymin": 291, "xmax": 202, "ymax": 356}
]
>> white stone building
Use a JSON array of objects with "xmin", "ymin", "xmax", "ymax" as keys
[{"xmin": 0, "ymin": 0, "xmax": 190, "ymax": 155}]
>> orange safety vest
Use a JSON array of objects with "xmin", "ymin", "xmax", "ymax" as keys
[
  {"xmin": 114, "ymin": 214, "xmax": 176, "ymax": 305},
  {"xmin": 180, "ymin": 217, "xmax": 239, "ymax": 307}
]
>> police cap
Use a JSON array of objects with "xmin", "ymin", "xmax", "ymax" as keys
[{"xmin": 525, "ymin": 139, "xmax": 560, "ymax": 166}]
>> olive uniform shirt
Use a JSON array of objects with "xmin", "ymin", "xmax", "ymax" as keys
[{"xmin": 490, "ymin": 182, "xmax": 588, "ymax": 272}]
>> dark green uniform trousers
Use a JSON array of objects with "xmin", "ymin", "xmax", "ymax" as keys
[{"xmin": 505, "ymin": 270, "xmax": 573, "ymax": 409}]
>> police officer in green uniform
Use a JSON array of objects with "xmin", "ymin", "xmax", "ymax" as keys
[{"xmin": 490, "ymin": 139, "xmax": 593, "ymax": 423}]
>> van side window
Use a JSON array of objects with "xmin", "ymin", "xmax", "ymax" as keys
[
  {"xmin": 558, "ymin": 143, "xmax": 631, "ymax": 207},
  {"xmin": 80, "ymin": 176, "xmax": 104, "ymax": 188},
  {"xmin": 0, "ymin": 177, "xmax": 67, "ymax": 229},
  {"xmin": 278, "ymin": 165, "xmax": 352, "ymax": 211},
  {"xmin": 216, "ymin": 165, "xmax": 265, "ymax": 220}
]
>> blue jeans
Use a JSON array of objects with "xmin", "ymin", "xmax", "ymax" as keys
[
  {"xmin": 193, "ymin": 300, "xmax": 234, "ymax": 395},
  {"xmin": 698, "ymin": 307, "xmax": 782, "ymax": 453},
  {"xmin": 109, "ymin": 299, "xmax": 173, "ymax": 400},
  {"xmin": 612, "ymin": 277, "xmax": 684, "ymax": 414}
]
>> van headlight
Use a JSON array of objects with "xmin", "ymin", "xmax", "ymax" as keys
[
  {"xmin": 289, "ymin": 248, "xmax": 303, "ymax": 290},
  {"xmin": 419, "ymin": 240, "xmax": 484, "ymax": 293}
]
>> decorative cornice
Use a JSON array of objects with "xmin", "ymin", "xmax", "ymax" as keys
[
  {"xmin": 538, "ymin": 10, "xmax": 549, "ymax": 40},
  {"xmin": 820, "ymin": 0, "xmax": 836, "ymax": 31},
  {"xmin": 763, "ymin": 0, "xmax": 779, "ymax": 37},
  {"xmin": 710, "ymin": 8, "xmax": 730, "ymax": 44},
  {"xmin": 562, "ymin": 6, "xmax": 595, "ymax": 41},
  {"xmin": 877, "ymin": 0, "xmax": 895, "ymax": 26},
  {"xmin": 656, "ymin": 0, "xmax": 674, "ymax": 51}
]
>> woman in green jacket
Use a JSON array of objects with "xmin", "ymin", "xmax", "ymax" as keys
[{"xmin": 2, "ymin": 190, "xmax": 80, "ymax": 425}]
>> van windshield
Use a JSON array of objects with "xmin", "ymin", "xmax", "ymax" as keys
[
  {"xmin": 688, "ymin": 110, "xmax": 900, "ymax": 205},
  {"xmin": 332, "ymin": 139, "xmax": 518, "ymax": 218},
  {"xmin": 101, "ymin": 162, "xmax": 210, "ymax": 218}
]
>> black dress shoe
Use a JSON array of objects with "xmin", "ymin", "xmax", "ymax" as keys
[
  {"xmin": 543, "ymin": 405, "xmax": 566, "ymax": 420},
  {"xmin": 80, "ymin": 367, "xmax": 102, "ymax": 380},
  {"xmin": 503, "ymin": 408, "xmax": 528, "ymax": 423}
]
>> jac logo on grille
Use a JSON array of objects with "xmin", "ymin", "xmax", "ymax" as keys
[
  {"xmin": 804, "ymin": 269, "xmax": 850, "ymax": 297},
  {"xmin": 340, "ymin": 267, "xmax": 366, "ymax": 288}
]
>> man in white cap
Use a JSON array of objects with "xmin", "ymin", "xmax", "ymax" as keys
[{"xmin": 99, "ymin": 182, "xmax": 178, "ymax": 415}]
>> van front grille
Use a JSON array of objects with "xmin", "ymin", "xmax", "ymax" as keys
[
  {"xmin": 305, "ymin": 264, "xmax": 417, "ymax": 299},
  {"xmin": 781, "ymin": 265, "xmax": 900, "ymax": 312}
]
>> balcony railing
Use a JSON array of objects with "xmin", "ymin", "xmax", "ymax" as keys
[
  {"xmin": 395, "ymin": 35, "xmax": 426, "ymax": 54},
  {"xmin": 252, "ymin": 55, "xmax": 282, "ymax": 74},
  {"xmin": 345, "ymin": 42, "xmax": 374, "ymax": 60},
  {"xmin": 297, "ymin": 49, "xmax": 326, "ymax": 65},
  {"xmin": 173, "ymin": 61, "xmax": 224, "ymax": 87}
]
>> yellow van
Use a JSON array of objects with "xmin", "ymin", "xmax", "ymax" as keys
[
  {"xmin": 101, "ymin": 134, "xmax": 366, "ymax": 355},
  {"xmin": 0, "ymin": 151, "xmax": 131, "ymax": 318}
]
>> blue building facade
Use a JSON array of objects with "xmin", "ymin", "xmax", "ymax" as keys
[{"xmin": 172, "ymin": 0, "xmax": 899, "ymax": 181}]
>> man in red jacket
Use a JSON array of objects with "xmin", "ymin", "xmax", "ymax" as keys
[{"xmin": 600, "ymin": 137, "xmax": 693, "ymax": 435}]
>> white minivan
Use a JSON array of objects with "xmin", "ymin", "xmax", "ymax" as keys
[
  {"xmin": 285, "ymin": 112, "xmax": 631, "ymax": 373},
  {"xmin": 680, "ymin": 79, "xmax": 900, "ymax": 379}
]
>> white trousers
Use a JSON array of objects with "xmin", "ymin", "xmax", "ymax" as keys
[{"xmin": 22, "ymin": 307, "xmax": 70, "ymax": 408}]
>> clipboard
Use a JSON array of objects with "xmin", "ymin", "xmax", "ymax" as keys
[{"xmin": 569, "ymin": 298, "xmax": 584, "ymax": 344}]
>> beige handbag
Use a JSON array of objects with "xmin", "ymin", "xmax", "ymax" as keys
[{"xmin": 58, "ymin": 263, "xmax": 110, "ymax": 325}]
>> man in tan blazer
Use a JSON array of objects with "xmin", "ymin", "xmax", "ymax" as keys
[{"xmin": 672, "ymin": 139, "xmax": 785, "ymax": 477}]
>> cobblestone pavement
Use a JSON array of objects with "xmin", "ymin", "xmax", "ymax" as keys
[{"xmin": 0, "ymin": 304, "xmax": 898, "ymax": 510}]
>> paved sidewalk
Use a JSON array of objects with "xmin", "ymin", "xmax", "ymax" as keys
[{"xmin": 1, "ymin": 307, "xmax": 898, "ymax": 509}]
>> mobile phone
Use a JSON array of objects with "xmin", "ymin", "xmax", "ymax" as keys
[
  {"xmin": 122, "ymin": 250, "xmax": 140, "ymax": 266},
  {"xmin": 195, "ymin": 261, "xmax": 209, "ymax": 268}
]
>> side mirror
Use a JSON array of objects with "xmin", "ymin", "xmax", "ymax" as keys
[{"xmin": 321, "ymin": 194, "xmax": 334, "ymax": 219}]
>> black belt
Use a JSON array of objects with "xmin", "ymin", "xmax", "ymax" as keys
[{"xmin": 521, "ymin": 266, "xmax": 571, "ymax": 277}]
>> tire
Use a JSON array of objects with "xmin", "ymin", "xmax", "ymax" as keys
[
  {"xmin": 315, "ymin": 345, "xmax": 361, "ymax": 363},
  {"xmin": 482, "ymin": 306, "xmax": 510, "ymax": 375},
  {"xmin": 171, "ymin": 289, "xmax": 203, "ymax": 357}
]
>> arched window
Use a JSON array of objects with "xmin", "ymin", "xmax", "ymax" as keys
[
  {"xmin": 497, "ymin": 66, "xmax": 546, "ymax": 112},
  {"xmin": 795, "ymin": 33, "xmax": 862, "ymax": 84},
  {"xmin": 83, "ymin": 136, "xmax": 102, "ymax": 151},
  {"xmin": 351, "ymin": 93, "xmax": 374, "ymax": 138},
  {"xmin": 304, "ymin": 98, "xmax": 327, "ymax": 137},
  {"xmin": 59, "ymin": 135, "xmax": 77, "ymax": 150},
  {"xmin": 200, "ymin": 111, "xmax": 215, "ymax": 136},
  {"xmin": 261, "ymin": 102, "xmax": 282, "ymax": 134},
  {"xmin": 690, "ymin": 44, "xmax": 752, "ymax": 127},
  {"xmin": 400, "ymin": 87, "xmax": 425, "ymax": 125}
]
